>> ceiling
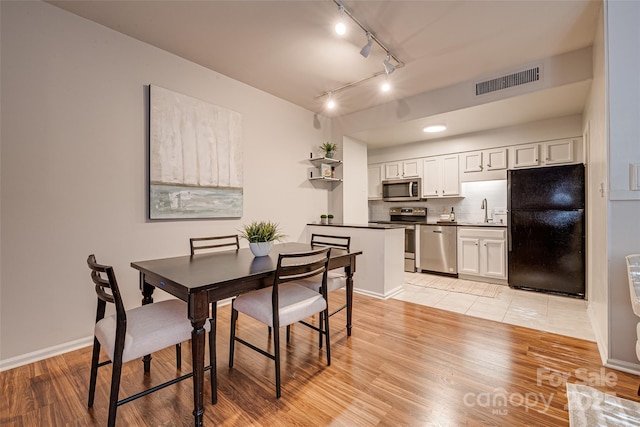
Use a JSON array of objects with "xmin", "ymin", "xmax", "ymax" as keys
[{"xmin": 47, "ymin": 0, "xmax": 601, "ymax": 147}]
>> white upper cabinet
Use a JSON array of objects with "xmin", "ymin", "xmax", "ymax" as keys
[
  {"xmin": 384, "ymin": 159, "xmax": 422, "ymax": 179},
  {"xmin": 510, "ymin": 138, "xmax": 577, "ymax": 169},
  {"xmin": 461, "ymin": 148, "xmax": 508, "ymax": 182},
  {"xmin": 543, "ymin": 139, "xmax": 574, "ymax": 165},
  {"xmin": 511, "ymin": 143, "xmax": 540, "ymax": 168},
  {"xmin": 368, "ymin": 164, "xmax": 383, "ymax": 199},
  {"xmin": 422, "ymin": 154, "xmax": 460, "ymax": 198}
]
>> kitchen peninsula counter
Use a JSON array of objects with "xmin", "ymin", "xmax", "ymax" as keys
[{"xmin": 306, "ymin": 223, "xmax": 404, "ymax": 299}]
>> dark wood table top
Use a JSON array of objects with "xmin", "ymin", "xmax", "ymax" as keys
[{"xmin": 131, "ymin": 242, "xmax": 361, "ymax": 300}]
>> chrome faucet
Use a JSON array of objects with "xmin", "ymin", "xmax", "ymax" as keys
[{"xmin": 481, "ymin": 198, "xmax": 489, "ymax": 223}]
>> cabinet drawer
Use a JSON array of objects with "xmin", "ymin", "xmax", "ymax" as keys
[{"xmin": 458, "ymin": 227, "xmax": 506, "ymax": 240}]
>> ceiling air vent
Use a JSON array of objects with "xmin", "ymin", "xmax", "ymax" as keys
[{"xmin": 475, "ymin": 67, "xmax": 540, "ymax": 96}]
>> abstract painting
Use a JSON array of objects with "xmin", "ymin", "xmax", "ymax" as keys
[{"xmin": 149, "ymin": 85, "xmax": 243, "ymax": 219}]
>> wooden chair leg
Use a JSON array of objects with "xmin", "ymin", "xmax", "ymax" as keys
[
  {"xmin": 209, "ymin": 303, "xmax": 217, "ymax": 404},
  {"xmin": 107, "ymin": 355, "xmax": 123, "ymax": 427},
  {"xmin": 87, "ymin": 338, "xmax": 101, "ymax": 407},
  {"xmin": 318, "ymin": 311, "xmax": 324, "ymax": 349},
  {"xmin": 323, "ymin": 307, "xmax": 331, "ymax": 366},
  {"xmin": 273, "ymin": 325, "xmax": 281, "ymax": 399},
  {"xmin": 229, "ymin": 305, "xmax": 238, "ymax": 368},
  {"xmin": 286, "ymin": 325, "xmax": 291, "ymax": 343},
  {"xmin": 175, "ymin": 343, "xmax": 181, "ymax": 369}
]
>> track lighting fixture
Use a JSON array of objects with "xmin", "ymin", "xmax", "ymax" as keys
[
  {"xmin": 317, "ymin": 1, "xmax": 405, "ymax": 111},
  {"xmin": 383, "ymin": 54, "xmax": 396, "ymax": 75},
  {"xmin": 335, "ymin": 5, "xmax": 346, "ymax": 35},
  {"xmin": 360, "ymin": 32, "xmax": 373, "ymax": 58}
]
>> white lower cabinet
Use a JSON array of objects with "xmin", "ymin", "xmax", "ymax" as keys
[{"xmin": 457, "ymin": 227, "xmax": 507, "ymax": 283}]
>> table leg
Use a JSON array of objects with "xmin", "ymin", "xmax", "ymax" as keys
[
  {"xmin": 140, "ymin": 274, "xmax": 155, "ymax": 372},
  {"xmin": 190, "ymin": 293, "xmax": 209, "ymax": 427},
  {"xmin": 346, "ymin": 261, "xmax": 354, "ymax": 337}
]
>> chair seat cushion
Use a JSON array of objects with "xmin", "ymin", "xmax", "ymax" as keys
[
  {"xmin": 296, "ymin": 271, "xmax": 346, "ymax": 293},
  {"xmin": 95, "ymin": 299, "xmax": 196, "ymax": 364},
  {"xmin": 234, "ymin": 283, "xmax": 327, "ymax": 327}
]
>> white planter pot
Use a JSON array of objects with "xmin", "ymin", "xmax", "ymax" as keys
[{"xmin": 249, "ymin": 241, "xmax": 273, "ymax": 257}]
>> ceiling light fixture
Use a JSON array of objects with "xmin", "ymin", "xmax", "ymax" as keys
[
  {"xmin": 317, "ymin": 1, "xmax": 405, "ymax": 111},
  {"xmin": 335, "ymin": 5, "xmax": 346, "ymax": 35},
  {"xmin": 423, "ymin": 125, "xmax": 447, "ymax": 133},
  {"xmin": 326, "ymin": 93, "xmax": 336, "ymax": 110},
  {"xmin": 360, "ymin": 32, "xmax": 373, "ymax": 58},
  {"xmin": 381, "ymin": 80, "xmax": 391, "ymax": 92}
]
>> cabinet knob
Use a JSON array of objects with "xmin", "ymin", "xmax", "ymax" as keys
[{"xmin": 487, "ymin": 164, "xmax": 491, "ymax": 168}]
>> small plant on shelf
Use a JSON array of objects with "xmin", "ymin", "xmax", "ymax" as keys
[
  {"xmin": 321, "ymin": 214, "xmax": 328, "ymax": 224},
  {"xmin": 319, "ymin": 142, "xmax": 338, "ymax": 158},
  {"xmin": 327, "ymin": 214, "xmax": 334, "ymax": 224}
]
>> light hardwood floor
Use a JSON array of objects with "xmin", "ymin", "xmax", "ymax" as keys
[{"xmin": 2, "ymin": 292, "xmax": 639, "ymax": 426}]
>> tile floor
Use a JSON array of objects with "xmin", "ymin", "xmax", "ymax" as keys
[{"xmin": 394, "ymin": 272, "xmax": 596, "ymax": 341}]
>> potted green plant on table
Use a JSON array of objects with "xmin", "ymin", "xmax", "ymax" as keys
[
  {"xmin": 239, "ymin": 220, "xmax": 286, "ymax": 257},
  {"xmin": 327, "ymin": 214, "xmax": 334, "ymax": 224},
  {"xmin": 320, "ymin": 214, "xmax": 328, "ymax": 225},
  {"xmin": 319, "ymin": 142, "xmax": 338, "ymax": 159}
]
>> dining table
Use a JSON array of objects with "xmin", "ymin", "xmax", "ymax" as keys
[{"xmin": 131, "ymin": 241, "xmax": 362, "ymax": 427}]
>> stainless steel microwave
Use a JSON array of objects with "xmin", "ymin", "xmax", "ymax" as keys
[{"xmin": 382, "ymin": 178, "xmax": 422, "ymax": 201}]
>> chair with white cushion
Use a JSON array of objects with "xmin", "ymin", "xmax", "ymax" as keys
[
  {"xmin": 86, "ymin": 254, "xmax": 210, "ymax": 427},
  {"xmin": 295, "ymin": 233, "xmax": 351, "ymax": 347},
  {"xmin": 625, "ymin": 254, "xmax": 640, "ymax": 395},
  {"xmin": 228, "ymin": 247, "xmax": 331, "ymax": 398},
  {"xmin": 189, "ymin": 233, "xmax": 239, "ymax": 403}
]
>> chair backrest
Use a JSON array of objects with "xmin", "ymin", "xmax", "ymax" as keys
[
  {"xmin": 310, "ymin": 233, "xmax": 351, "ymax": 252},
  {"xmin": 190, "ymin": 234, "xmax": 240, "ymax": 255},
  {"xmin": 275, "ymin": 247, "xmax": 331, "ymax": 287},
  {"xmin": 87, "ymin": 254, "xmax": 126, "ymax": 328}
]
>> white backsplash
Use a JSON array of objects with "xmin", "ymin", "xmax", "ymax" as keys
[{"xmin": 369, "ymin": 179, "xmax": 507, "ymax": 224}]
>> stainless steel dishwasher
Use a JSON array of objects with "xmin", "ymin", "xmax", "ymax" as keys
[{"xmin": 419, "ymin": 224, "xmax": 457, "ymax": 275}]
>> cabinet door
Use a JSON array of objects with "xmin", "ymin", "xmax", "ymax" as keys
[
  {"xmin": 384, "ymin": 162, "xmax": 401, "ymax": 179},
  {"xmin": 458, "ymin": 237, "xmax": 480, "ymax": 275},
  {"xmin": 422, "ymin": 157, "xmax": 440, "ymax": 197},
  {"xmin": 482, "ymin": 239, "xmax": 507, "ymax": 278},
  {"xmin": 368, "ymin": 164, "xmax": 383, "ymax": 199},
  {"xmin": 463, "ymin": 151, "xmax": 483, "ymax": 173},
  {"xmin": 441, "ymin": 155, "xmax": 460, "ymax": 196},
  {"xmin": 544, "ymin": 139, "xmax": 574, "ymax": 165},
  {"xmin": 512, "ymin": 144, "xmax": 540, "ymax": 168},
  {"xmin": 402, "ymin": 159, "xmax": 422, "ymax": 177},
  {"xmin": 485, "ymin": 148, "xmax": 508, "ymax": 170}
]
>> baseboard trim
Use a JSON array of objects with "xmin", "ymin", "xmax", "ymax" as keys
[
  {"xmin": 586, "ymin": 304, "xmax": 608, "ymax": 364},
  {"xmin": 354, "ymin": 285, "xmax": 404, "ymax": 300},
  {"xmin": 0, "ymin": 336, "xmax": 93, "ymax": 372},
  {"xmin": 604, "ymin": 358, "xmax": 640, "ymax": 376}
]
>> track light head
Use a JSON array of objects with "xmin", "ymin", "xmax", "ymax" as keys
[
  {"xmin": 326, "ymin": 92, "xmax": 336, "ymax": 110},
  {"xmin": 383, "ymin": 54, "xmax": 395, "ymax": 75},
  {"xmin": 335, "ymin": 5, "xmax": 346, "ymax": 35},
  {"xmin": 360, "ymin": 33, "xmax": 373, "ymax": 58}
]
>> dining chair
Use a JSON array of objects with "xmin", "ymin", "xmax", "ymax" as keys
[
  {"xmin": 228, "ymin": 247, "xmax": 331, "ymax": 398},
  {"xmin": 190, "ymin": 234, "xmax": 240, "ymax": 255},
  {"xmin": 86, "ymin": 254, "xmax": 211, "ymax": 427},
  {"xmin": 189, "ymin": 233, "xmax": 240, "ymax": 404},
  {"xmin": 295, "ymin": 233, "xmax": 351, "ymax": 347}
]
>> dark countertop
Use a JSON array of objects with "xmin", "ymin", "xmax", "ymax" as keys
[
  {"xmin": 308, "ymin": 223, "xmax": 406, "ymax": 230},
  {"xmin": 369, "ymin": 220, "xmax": 507, "ymax": 228}
]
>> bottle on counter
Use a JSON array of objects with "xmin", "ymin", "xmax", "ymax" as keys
[{"xmin": 449, "ymin": 207, "xmax": 455, "ymax": 222}]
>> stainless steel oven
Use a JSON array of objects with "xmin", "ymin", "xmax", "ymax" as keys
[{"xmin": 388, "ymin": 207, "xmax": 426, "ymax": 273}]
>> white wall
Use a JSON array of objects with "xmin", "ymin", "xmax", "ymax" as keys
[
  {"xmin": 342, "ymin": 136, "xmax": 368, "ymax": 224},
  {"xmin": 0, "ymin": 1, "xmax": 331, "ymax": 366},
  {"xmin": 603, "ymin": 0, "xmax": 640, "ymax": 371},
  {"xmin": 583, "ymin": 4, "xmax": 609, "ymax": 362}
]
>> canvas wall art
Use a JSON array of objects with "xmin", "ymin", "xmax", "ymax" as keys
[{"xmin": 149, "ymin": 85, "xmax": 243, "ymax": 219}]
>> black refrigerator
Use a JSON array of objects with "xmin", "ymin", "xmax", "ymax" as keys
[{"xmin": 507, "ymin": 164, "xmax": 585, "ymax": 297}]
